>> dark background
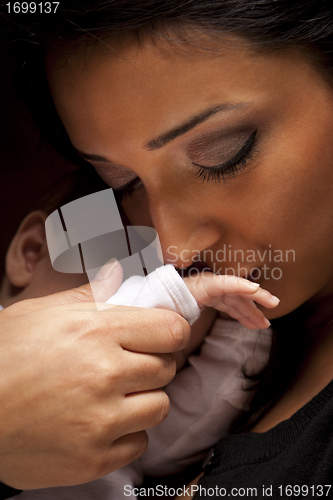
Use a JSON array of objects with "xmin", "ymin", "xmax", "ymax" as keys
[{"xmin": 0, "ymin": 43, "xmax": 78, "ymax": 279}]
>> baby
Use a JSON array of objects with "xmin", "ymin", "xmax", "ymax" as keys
[
  {"xmin": 106, "ymin": 263, "xmax": 276, "ymax": 482},
  {"xmin": 0, "ymin": 172, "xmax": 277, "ymax": 499},
  {"xmin": 107, "ymin": 262, "xmax": 275, "ymax": 369}
]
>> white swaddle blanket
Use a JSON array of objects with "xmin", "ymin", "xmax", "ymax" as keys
[{"xmin": 106, "ymin": 264, "xmax": 200, "ymax": 325}]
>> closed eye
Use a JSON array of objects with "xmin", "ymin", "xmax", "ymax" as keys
[
  {"xmin": 193, "ymin": 130, "xmax": 257, "ymax": 182},
  {"xmin": 113, "ymin": 176, "xmax": 143, "ymax": 202}
]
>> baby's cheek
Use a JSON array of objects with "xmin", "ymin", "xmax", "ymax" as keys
[{"xmin": 40, "ymin": 268, "xmax": 89, "ymax": 296}]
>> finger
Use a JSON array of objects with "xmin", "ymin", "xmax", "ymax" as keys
[
  {"xmin": 238, "ymin": 286, "xmax": 280, "ymax": 308},
  {"xmin": 238, "ymin": 316, "xmax": 262, "ymax": 330},
  {"xmin": 90, "ymin": 431, "xmax": 149, "ymax": 480},
  {"xmin": 220, "ymin": 295, "xmax": 271, "ymax": 329},
  {"xmin": 184, "ymin": 273, "xmax": 280, "ymax": 309},
  {"xmin": 88, "ymin": 259, "xmax": 124, "ymax": 302},
  {"xmin": 7, "ymin": 301, "xmax": 191, "ymax": 355},
  {"xmin": 120, "ymin": 351, "xmax": 177, "ymax": 394},
  {"xmin": 54, "ymin": 258, "xmax": 124, "ymax": 304},
  {"xmin": 108, "ymin": 431, "xmax": 149, "ymax": 466},
  {"xmin": 184, "ymin": 274, "xmax": 261, "ymax": 307},
  {"xmin": 212, "ymin": 296, "xmax": 269, "ymax": 329},
  {"xmin": 108, "ymin": 431, "xmax": 149, "ymax": 463},
  {"xmin": 111, "ymin": 389, "xmax": 171, "ymax": 440},
  {"xmin": 97, "ymin": 306, "xmax": 191, "ymax": 354},
  {"xmin": 6, "ymin": 260, "xmax": 124, "ymax": 315},
  {"xmin": 212, "ymin": 302, "xmax": 258, "ymax": 329}
]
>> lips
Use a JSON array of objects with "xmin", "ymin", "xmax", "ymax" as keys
[
  {"xmin": 227, "ymin": 266, "xmax": 262, "ymax": 281},
  {"xmin": 176, "ymin": 262, "xmax": 262, "ymax": 281},
  {"xmin": 175, "ymin": 261, "xmax": 213, "ymax": 278}
]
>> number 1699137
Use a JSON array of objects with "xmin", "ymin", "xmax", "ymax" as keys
[
  {"xmin": 5, "ymin": 2, "xmax": 59, "ymax": 13},
  {"xmin": 278, "ymin": 485, "xmax": 332, "ymax": 497}
]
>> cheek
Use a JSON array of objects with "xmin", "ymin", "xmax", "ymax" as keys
[
  {"xmin": 121, "ymin": 191, "xmax": 153, "ymax": 227},
  {"xmin": 36, "ymin": 267, "xmax": 89, "ymax": 296},
  {"xmin": 265, "ymin": 124, "xmax": 333, "ymax": 249},
  {"xmin": 222, "ymin": 109, "xmax": 333, "ymax": 248},
  {"xmin": 51, "ymin": 273, "xmax": 89, "ymax": 292},
  {"xmin": 242, "ymin": 130, "xmax": 333, "ymax": 311}
]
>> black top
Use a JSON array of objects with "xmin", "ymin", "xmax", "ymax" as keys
[
  {"xmin": 195, "ymin": 379, "xmax": 333, "ymax": 499},
  {"xmin": 0, "ymin": 483, "xmax": 21, "ymax": 500}
]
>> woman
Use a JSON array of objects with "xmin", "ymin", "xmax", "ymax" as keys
[
  {"xmin": 10, "ymin": 0, "xmax": 333, "ymax": 497},
  {"xmin": 0, "ymin": 17, "xmax": 191, "ymax": 497}
]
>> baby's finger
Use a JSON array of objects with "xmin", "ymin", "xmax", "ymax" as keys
[
  {"xmin": 184, "ymin": 273, "xmax": 261, "ymax": 308},
  {"xmin": 215, "ymin": 302, "xmax": 260, "ymax": 330},
  {"xmin": 184, "ymin": 272, "xmax": 280, "ymax": 310},
  {"xmin": 238, "ymin": 317, "xmax": 263, "ymax": 330},
  {"xmin": 239, "ymin": 286, "xmax": 280, "ymax": 309},
  {"xmin": 222, "ymin": 295, "xmax": 271, "ymax": 329}
]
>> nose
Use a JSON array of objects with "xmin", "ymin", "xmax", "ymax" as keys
[{"xmin": 149, "ymin": 197, "xmax": 223, "ymax": 269}]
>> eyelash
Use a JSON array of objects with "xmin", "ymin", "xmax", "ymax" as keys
[
  {"xmin": 114, "ymin": 130, "xmax": 258, "ymax": 202},
  {"xmin": 113, "ymin": 177, "xmax": 143, "ymax": 203},
  {"xmin": 193, "ymin": 130, "xmax": 257, "ymax": 183}
]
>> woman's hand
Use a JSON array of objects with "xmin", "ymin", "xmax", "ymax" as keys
[{"xmin": 0, "ymin": 263, "xmax": 190, "ymax": 490}]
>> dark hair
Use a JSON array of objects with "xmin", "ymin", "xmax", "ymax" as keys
[
  {"xmin": 32, "ymin": 167, "xmax": 110, "ymax": 216},
  {"xmin": 9, "ymin": 0, "xmax": 333, "ymax": 432}
]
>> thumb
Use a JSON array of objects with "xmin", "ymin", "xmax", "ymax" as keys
[
  {"xmin": 61, "ymin": 258, "xmax": 123, "ymax": 304},
  {"xmin": 87, "ymin": 259, "xmax": 123, "ymax": 303}
]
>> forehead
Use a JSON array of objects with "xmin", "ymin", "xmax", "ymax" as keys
[{"xmin": 46, "ymin": 37, "xmax": 323, "ymax": 154}]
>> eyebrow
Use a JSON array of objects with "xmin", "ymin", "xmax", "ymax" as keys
[{"xmin": 75, "ymin": 102, "xmax": 248, "ymax": 161}]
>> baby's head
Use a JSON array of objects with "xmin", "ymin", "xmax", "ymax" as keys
[{"xmin": 0, "ymin": 169, "xmax": 109, "ymax": 308}]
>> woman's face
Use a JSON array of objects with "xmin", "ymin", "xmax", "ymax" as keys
[{"xmin": 47, "ymin": 36, "xmax": 333, "ymax": 318}]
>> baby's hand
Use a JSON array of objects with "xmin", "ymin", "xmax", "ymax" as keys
[{"xmin": 184, "ymin": 273, "xmax": 279, "ymax": 330}]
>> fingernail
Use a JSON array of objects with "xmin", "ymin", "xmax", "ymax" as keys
[
  {"xmin": 94, "ymin": 259, "xmax": 119, "ymax": 280},
  {"xmin": 263, "ymin": 318, "xmax": 271, "ymax": 328},
  {"xmin": 246, "ymin": 281, "xmax": 260, "ymax": 290},
  {"xmin": 270, "ymin": 295, "xmax": 280, "ymax": 305}
]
